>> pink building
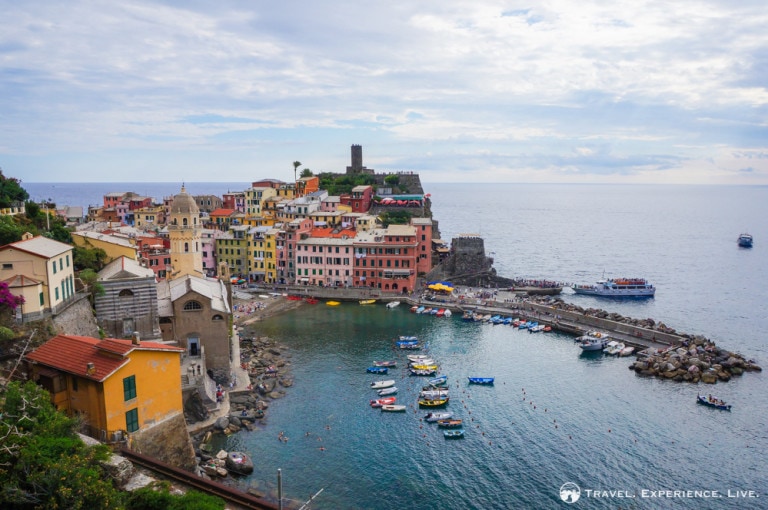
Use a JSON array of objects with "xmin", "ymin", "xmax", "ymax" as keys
[
  {"xmin": 352, "ymin": 225, "xmax": 418, "ymax": 293},
  {"xmin": 277, "ymin": 218, "xmax": 313, "ymax": 284},
  {"xmin": 410, "ymin": 218, "xmax": 434, "ymax": 276},
  {"xmin": 295, "ymin": 235, "xmax": 355, "ymax": 287}
]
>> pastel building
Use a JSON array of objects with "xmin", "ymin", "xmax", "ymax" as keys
[
  {"xmin": 411, "ymin": 217, "xmax": 434, "ymax": 276},
  {"xmin": 276, "ymin": 218, "xmax": 313, "ymax": 284},
  {"xmin": 352, "ymin": 225, "xmax": 418, "ymax": 293},
  {"xmin": 295, "ymin": 236, "xmax": 354, "ymax": 287}
]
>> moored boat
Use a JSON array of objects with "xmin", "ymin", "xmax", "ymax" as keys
[
  {"xmin": 377, "ymin": 386, "xmax": 398, "ymax": 396},
  {"xmin": 424, "ymin": 411, "xmax": 453, "ymax": 422},
  {"xmin": 370, "ymin": 397, "xmax": 396, "ymax": 408},
  {"xmin": 572, "ymin": 277, "xmax": 655, "ymax": 298},
  {"xmin": 443, "ymin": 429, "xmax": 465, "ymax": 439},
  {"xmin": 381, "ymin": 404, "xmax": 407, "ymax": 412},
  {"xmin": 420, "ymin": 388, "xmax": 450, "ymax": 399},
  {"xmin": 437, "ymin": 419, "xmax": 463, "ymax": 428},
  {"xmin": 386, "ymin": 301, "xmax": 401, "ymax": 308},
  {"xmin": 326, "ymin": 301, "xmax": 341, "ymax": 306},
  {"xmin": 428, "ymin": 375, "xmax": 448, "ymax": 386},
  {"xmin": 410, "ymin": 367, "xmax": 437, "ymax": 376},
  {"xmin": 366, "ymin": 366, "xmax": 388, "ymax": 374},
  {"xmin": 697, "ymin": 394, "xmax": 731, "ymax": 411},
  {"xmin": 372, "ymin": 360, "xmax": 397, "ymax": 367},
  {"xmin": 618, "ymin": 346, "xmax": 635, "ymax": 357},
  {"xmin": 418, "ymin": 397, "xmax": 449, "ymax": 407},
  {"xmin": 603, "ymin": 340, "xmax": 624, "ymax": 355},
  {"xmin": 579, "ymin": 337, "xmax": 607, "ymax": 351},
  {"xmin": 468, "ymin": 377, "xmax": 494, "ymax": 385},
  {"xmin": 370, "ymin": 379, "xmax": 396, "ymax": 389},
  {"xmin": 359, "ymin": 299, "xmax": 377, "ymax": 305}
]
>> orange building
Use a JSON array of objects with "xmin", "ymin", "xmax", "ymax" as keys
[{"xmin": 25, "ymin": 334, "xmax": 184, "ymax": 443}]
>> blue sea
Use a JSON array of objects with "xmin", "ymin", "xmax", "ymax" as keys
[{"xmin": 25, "ymin": 182, "xmax": 768, "ymax": 509}]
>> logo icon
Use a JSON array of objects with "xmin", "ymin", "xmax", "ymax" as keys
[{"xmin": 560, "ymin": 482, "xmax": 581, "ymax": 504}]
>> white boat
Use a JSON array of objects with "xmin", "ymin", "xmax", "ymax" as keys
[
  {"xmin": 381, "ymin": 404, "xmax": 407, "ymax": 412},
  {"xmin": 443, "ymin": 309, "xmax": 452, "ymax": 317},
  {"xmin": 580, "ymin": 337, "xmax": 608, "ymax": 351},
  {"xmin": 420, "ymin": 389, "xmax": 450, "ymax": 399},
  {"xmin": 603, "ymin": 340, "xmax": 624, "ymax": 355},
  {"xmin": 370, "ymin": 380, "xmax": 396, "ymax": 389},
  {"xmin": 377, "ymin": 386, "xmax": 398, "ymax": 396},
  {"xmin": 424, "ymin": 411, "xmax": 453, "ymax": 422},
  {"xmin": 529, "ymin": 324, "xmax": 545, "ymax": 333},
  {"xmin": 407, "ymin": 354, "xmax": 431, "ymax": 362},
  {"xmin": 618, "ymin": 346, "xmax": 635, "ymax": 357},
  {"xmin": 572, "ymin": 277, "xmax": 655, "ymax": 298},
  {"xmin": 386, "ymin": 301, "xmax": 401, "ymax": 308},
  {"xmin": 409, "ymin": 358, "xmax": 436, "ymax": 366}
]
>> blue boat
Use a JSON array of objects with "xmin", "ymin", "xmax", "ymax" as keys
[
  {"xmin": 428, "ymin": 375, "xmax": 448, "ymax": 386},
  {"xmin": 697, "ymin": 394, "xmax": 731, "ymax": 411},
  {"xmin": 468, "ymin": 377, "xmax": 494, "ymax": 385},
  {"xmin": 738, "ymin": 233, "xmax": 753, "ymax": 248},
  {"xmin": 367, "ymin": 366, "xmax": 388, "ymax": 374}
]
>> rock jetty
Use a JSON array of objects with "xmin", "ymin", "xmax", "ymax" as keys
[{"xmin": 630, "ymin": 336, "xmax": 762, "ymax": 383}]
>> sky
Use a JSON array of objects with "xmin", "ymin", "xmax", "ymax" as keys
[{"xmin": 2, "ymin": 1, "xmax": 768, "ymax": 185}]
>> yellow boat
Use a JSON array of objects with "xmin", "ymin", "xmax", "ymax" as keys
[
  {"xmin": 326, "ymin": 301, "xmax": 341, "ymax": 306},
  {"xmin": 411, "ymin": 364, "xmax": 438, "ymax": 371},
  {"xmin": 359, "ymin": 299, "xmax": 377, "ymax": 305}
]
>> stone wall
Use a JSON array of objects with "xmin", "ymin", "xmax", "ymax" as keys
[
  {"xmin": 52, "ymin": 294, "xmax": 99, "ymax": 337},
  {"xmin": 128, "ymin": 412, "xmax": 198, "ymax": 472}
]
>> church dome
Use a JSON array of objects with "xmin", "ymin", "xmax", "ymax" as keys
[{"xmin": 170, "ymin": 185, "xmax": 199, "ymax": 215}]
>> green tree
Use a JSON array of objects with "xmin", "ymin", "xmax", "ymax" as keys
[
  {"xmin": 300, "ymin": 168, "xmax": 313, "ymax": 178},
  {"xmin": 292, "ymin": 160, "xmax": 301, "ymax": 185},
  {"xmin": 73, "ymin": 245, "xmax": 108, "ymax": 271},
  {"xmin": 0, "ymin": 216, "xmax": 26, "ymax": 245},
  {"xmin": 0, "ymin": 381, "xmax": 122, "ymax": 509},
  {"xmin": 384, "ymin": 174, "xmax": 400, "ymax": 186},
  {"xmin": 0, "ymin": 170, "xmax": 29, "ymax": 209}
]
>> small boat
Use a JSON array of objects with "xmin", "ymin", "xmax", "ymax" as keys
[
  {"xmin": 618, "ymin": 346, "xmax": 635, "ymax": 357},
  {"xmin": 420, "ymin": 389, "xmax": 450, "ymax": 399},
  {"xmin": 326, "ymin": 301, "xmax": 341, "ymax": 306},
  {"xmin": 386, "ymin": 301, "xmax": 401, "ymax": 309},
  {"xmin": 443, "ymin": 429, "xmax": 465, "ymax": 439},
  {"xmin": 462, "ymin": 311, "xmax": 475, "ymax": 321},
  {"xmin": 399, "ymin": 335, "xmax": 419, "ymax": 342},
  {"xmin": 737, "ymin": 233, "xmax": 753, "ymax": 248},
  {"xmin": 410, "ymin": 305, "xmax": 419, "ymax": 313},
  {"xmin": 381, "ymin": 404, "xmax": 407, "ymax": 412},
  {"xmin": 304, "ymin": 297, "xmax": 318, "ymax": 304},
  {"xmin": 518, "ymin": 321, "xmax": 529, "ymax": 330},
  {"xmin": 579, "ymin": 337, "xmax": 607, "ymax": 351},
  {"xmin": 366, "ymin": 366, "xmax": 388, "ymax": 374},
  {"xmin": 543, "ymin": 326, "xmax": 552, "ymax": 332},
  {"xmin": 437, "ymin": 419, "xmax": 463, "ymax": 428},
  {"xmin": 421, "ymin": 307, "xmax": 433, "ymax": 315},
  {"xmin": 697, "ymin": 394, "xmax": 731, "ymax": 411},
  {"xmin": 372, "ymin": 360, "xmax": 397, "ymax": 367},
  {"xmin": 399, "ymin": 343, "xmax": 421, "ymax": 350},
  {"xmin": 377, "ymin": 386, "xmax": 398, "ymax": 396},
  {"xmin": 409, "ymin": 358, "xmax": 435, "ymax": 366},
  {"xmin": 418, "ymin": 397, "xmax": 449, "ymax": 407},
  {"xmin": 436, "ymin": 308, "xmax": 445, "ymax": 317},
  {"xmin": 429, "ymin": 308, "xmax": 439, "ymax": 315},
  {"xmin": 370, "ymin": 380, "xmax": 396, "ymax": 389},
  {"xmin": 415, "ymin": 306, "xmax": 425, "ymax": 314},
  {"xmin": 428, "ymin": 375, "xmax": 448, "ymax": 386},
  {"xmin": 468, "ymin": 377, "xmax": 494, "ymax": 385},
  {"xmin": 410, "ymin": 368, "xmax": 437, "ymax": 376},
  {"xmin": 424, "ymin": 411, "xmax": 453, "ymax": 422},
  {"xmin": 370, "ymin": 397, "xmax": 396, "ymax": 408},
  {"xmin": 443, "ymin": 309, "xmax": 452, "ymax": 318},
  {"xmin": 359, "ymin": 299, "xmax": 377, "ymax": 305},
  {"xmin": 407, "ymin": 354, "xmax": 431, "ymax": 362},
  {"xmin": 411, "ymin": 364, "xmax": 438, "ymax": 371},
  {"xmin": 603, "ymin": 340, "xmax": 624, "ymax": 355}
]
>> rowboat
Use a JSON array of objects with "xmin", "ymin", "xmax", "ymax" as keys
[
  {"xmin": 370, "ymin": 380, "xmax": 396, "ymax": 389},
  {"xmin": 418, "ymin": 397, "xmax": 449, "ymax": 407},
  {"xmin": 428, "ymin": 375, "xmax": 448, "ymax": 386},
  {"xmin": 366, "ymin": 366, "xmax": 388, "ymax": 374},
  {"xmin": 359, "ymin": 299, "xmax": 377, "ymax": 305},
  {"xmin": 420, "ymin": 389, "xmax": 450, "ymax": 399},
  {"xmin": 386, "ymin": 301, "xmax": 401, "ymax": 309},
  {"xmin": 381, "ymin": 405, "xmax": 407, "ymax": 412},
  {"xmin": 398, "ymin": 335, "xmax": 419, "ymax": 342},
  {"xmin": 377, "ymin": 386, "xmax": 398, "ymax": 396},
  {"xmin": 437, "ymin": 419, "xmax": 463, "ymax": 428},
  {"xmin": 409, "ymin": 359, "xmax": 435, "ymax": 367},
  {"xmin": 407, "ymin": 354, "xmax": 431, "ymax": 362},
  {"xmin": 411, "ymin": 364, "xmax": 438, "ymax": 371},
  {"xmin": 370, "ymin": 397, "xmax": 396, "ymax": 408},
  {"xmin": 697, "ymin": 394, "xmax": 732, "ymax": 411},
  {"xmin": 443, "ymin": 429, "xmax": 465, "ymax": 439},
  {"xmin": 326, "ymin": 301, "xmax": 340, "ymax": 306},
  {"xmin": 468, "ymin": 377, "xmax": 494, "ymax": 385},
  {"xmin": 424, "ymin": 411, "xmax": 452, "ymax": 422},
  {"xmin": 373, "ymin": 360, "xmax": 397, "ymax": 367},
  {"xmin": 410, "ymin": 368, "xmax": 437, "ymax": 376}
]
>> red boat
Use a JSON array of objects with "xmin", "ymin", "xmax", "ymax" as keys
[
  {"xmin": 370, "ymin": 397, "xmax": 397, "ymax": 408},
  {"xmin": 304, "ymin": 297, "xmax": 318, "ymax": 304}
]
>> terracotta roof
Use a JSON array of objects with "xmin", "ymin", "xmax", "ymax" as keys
[
  {"xmin": 210, "ymin": 208, "xmax": 237, "ymax": 217},
  {"xmin": 25, "ymin": 335, "xmax": 183, "ymax": 382}
]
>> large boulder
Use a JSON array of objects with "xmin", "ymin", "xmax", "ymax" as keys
[{"xmin": 700, "ymin": 372, "xmax": 718, "ymax": 384}]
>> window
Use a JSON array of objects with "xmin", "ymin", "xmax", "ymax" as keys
[
  {"xmin": 118, "ymin": 289, "xmax": 134, "ymax": 297},
  {"xmin": 59, "ymin": 259, "xmax": 63, "ymax": 271},
  {"xmin": 55, "ymin": 288, "xmax": 59, "ymax": 300},
  {"xmin": 123, "ymin": 375, "xmax": 137, "ymax": 401},
  {"xmin": 126, "ymin": 408, "xmax": 139, "ymax": 433},
  {"xmin": 52, "ymin": 262, "xmax": 57, "ymax": 274},
  {"xmin": 183, "ymin": 301, "xmax": 203, "ymax": 311},
  {"xmin": 2, "ymin": 263, "xmax": 12, "ymax": 269},
  {"xmin": 39, "ymin": 292, "xmax": 44, "ymax": 306},
  {"xmin": 212, "ymin": 314, "xmax": 224, "ymax": 321}
]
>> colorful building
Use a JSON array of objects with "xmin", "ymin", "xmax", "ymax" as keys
[
  {"xmin": 25, "ymin": 334, "xmax": 184, "ymax": 442},
  {"xmin": 411, "ymin": 217, "xmax": 434, "ymax": 276},
  {"xmin": 352, "ymin": 225, "xmax": 418, "ymax": 293},
  {"xmin": 71, "ymin": 230, "xmax": 138, "ymax": 263}
]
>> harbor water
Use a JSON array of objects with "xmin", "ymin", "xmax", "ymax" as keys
[{"xmin": 25, "ymin": 181, "xmax": 768, "ymax": 508}]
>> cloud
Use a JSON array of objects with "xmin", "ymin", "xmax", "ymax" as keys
[{"xmin": 1, "ymin": 0, "xmax": 768, "ymax": 184}]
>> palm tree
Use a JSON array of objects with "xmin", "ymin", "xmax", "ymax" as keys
[{"xmin": 293, "ymin": 161, "xmax": 302, "ymax": 186}]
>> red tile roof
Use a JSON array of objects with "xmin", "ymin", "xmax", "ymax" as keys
[
  {"xmin": 210, "ymin": 208, "xmax": 236, "ymax": 217},
  {"xmin": 25, "ymin": 335, "xmax": 183, "ymax": 382}
]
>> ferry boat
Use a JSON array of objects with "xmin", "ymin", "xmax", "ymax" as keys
[
  {"xmin": 572, "ymin": 277, "xmax": 655, "ymax": 298},
  {"xmin": 737, "ymin": 233, "xmax": 753, "ymax": 248}
]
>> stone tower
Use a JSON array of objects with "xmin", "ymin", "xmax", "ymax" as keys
[
  {"xmin": 346, "ymin": 144, "xmax": 374, "ymax": 175},
  {"xmin": 167, "ymin": 185, "xmax": 204, "ymax": 279}
]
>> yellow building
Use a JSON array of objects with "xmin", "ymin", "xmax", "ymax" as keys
[
  {"xmin": 167, "ymin": 186, "xmax": 204, "ymax": 280},
  {"xmin": 135, "ymin": 205, "xmax": 166, "ymax": 230},
  {"xmin": 25, "ymin": 334, "xmax": 184, "ymax": 442},
  {"xmin": 217, "ymin": 226, "xmax": 249, "ymax": 278},
  {"xmin": 263, "ymin": 228, "xmax": 279, "ymax": 283},
  {"xmin": 0, "ymin": 233, "xmax": 76, "ymax": 318},
  {"xmin": 244, "ymin": 186, "xmax": 277, "ymax": 217},
  {"xmin": 71, "ymin": 230, "xmax": 138, "ymax": 263}
]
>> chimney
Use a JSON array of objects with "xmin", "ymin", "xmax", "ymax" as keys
[
  {"xmin": 86, "ymin": 362, "xmax": 96, "ymax": 375},
  {"xmin": 131, "ymin": 332, "xmax": 140, "ymax": 345}
]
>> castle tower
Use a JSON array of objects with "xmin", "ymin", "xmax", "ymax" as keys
[
  {"xmin": 167, "ymin": 185, "xmax": 204, "ymax": 280},
  {"xmin": 346, "ymin": 144, "xmax": 373, "ymax": 175}
]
